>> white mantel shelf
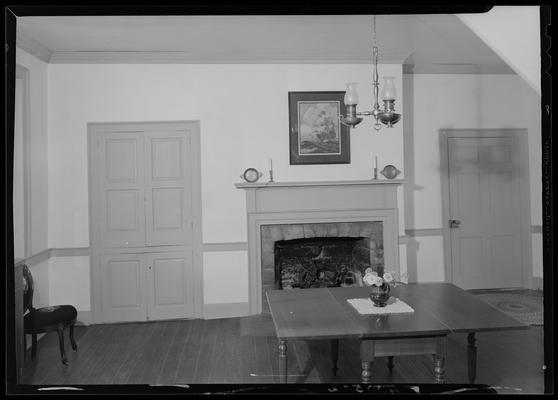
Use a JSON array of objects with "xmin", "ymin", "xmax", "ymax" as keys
[{"xmin": 235, "ymin": 179, "xmax": 405, "ymax": 189}]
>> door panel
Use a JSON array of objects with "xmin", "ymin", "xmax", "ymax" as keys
[
  {"xmin": 146, "ymin": 251, "xmax": 194, "ymax": 320},
  {"xmin": 99, "ymin": 133, "xmax": 146, "ymax": 248},
  {"xmin": 151, "ymin": 187, "xmax": 184, "ymax": 229},
  {"xmin": 145, "ymin": 132, "xmax": 193, "ymax": 246},
  {"xmin": 448, "ymin": 137, "xmax": 522, "ymax": 289},
  {"xmin": 101, "ymin": 253, "xmax": 147, "ymax": 323}
]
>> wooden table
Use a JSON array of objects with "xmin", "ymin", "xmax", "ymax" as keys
[{"xmin": 266, "ymin": 283, "xmax": 528, "ymax": 384}]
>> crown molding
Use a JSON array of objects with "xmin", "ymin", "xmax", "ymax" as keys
[
  {"xmin": 48, "ymin": 51, "xmax": 411, "ymax": 64},
  {"xmin": 15, "ymin": 46, "xmax": 513, "ymax": 74},
  {"xmin": 16, "ymin": 32, "xmax": 52, "ymax": 63},
  {"xmin": 403, "ymin": 63, "xmax": 515, "ymax": 75}
]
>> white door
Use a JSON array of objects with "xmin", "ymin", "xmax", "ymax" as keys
[
  {"xmin": 448, "ymin": 136, "xmax": 523, "ymax": 289},
  {"xmin": 90, "ymin": 122, "xmax": 200, "ymax": 323}
]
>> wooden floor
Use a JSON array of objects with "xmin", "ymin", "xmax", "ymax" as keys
[{"xmin": 21, "ymin": 317, "xmax": 544, "ymax": 394}]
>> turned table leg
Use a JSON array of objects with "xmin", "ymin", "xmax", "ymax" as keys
[
  {"xmin": 278, "ymin": 339, "xmax": 288, "ymax": 384},
  {"xmin": 433, "ymin": 336, "xmax": 447, "ymax": 384},
  {"xmin": 467, "ymin": 333, "xmax": 477, "ymax": 383},
  {"xmin": 330, "ymin": 339, "xmax": 339, "ymax": 376},
  {"xmin": 361, "ymin": 361, "xmax": 372, "ymax": 383},
  {"xmin": 360, "ymin": 340, "xmax": 375, "ymax": 383}
]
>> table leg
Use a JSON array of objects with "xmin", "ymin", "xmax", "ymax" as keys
[
  {"xmin": 467, "ymin": 332, "xmax": 477, "ymax": 383},
  {"xmin": 360, "ymin": 340, "xmax": 374, "ymax": 383},
  {"xmin": 434, "ymin": 357, "xmax": 445, "ymax": 383},
  {"xmin": 361, "ymin": 361, "xmax": 372, "ymax": 383},
  {"xmin": 433, "ymin": 336, "xmax": 447, "ymax": 384},
  {"xmin": 330, "ymin": 339, "xmax": 339, "ymax": 376},
  {"xmin": 278, "ymin": 339, "xmax": 288, "ymax": 384}
]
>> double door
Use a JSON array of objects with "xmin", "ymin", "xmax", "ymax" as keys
[{"xmin": 90, "ymin": 122, "xmax": 200, "ymax": 323}]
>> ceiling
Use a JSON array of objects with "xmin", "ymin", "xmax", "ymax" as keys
[{"xmin": 16, "ymin": 14, "xmax": 516, "ymax": 74}]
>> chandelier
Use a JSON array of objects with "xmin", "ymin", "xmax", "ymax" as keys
[{"xmin": 340, "ymin": 16, "xmax": 401, "ymax": 131}]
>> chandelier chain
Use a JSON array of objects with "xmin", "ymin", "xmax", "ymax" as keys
[{"xmin": 373, "ymin": 15, "xmax": 377, "ymax": 48}]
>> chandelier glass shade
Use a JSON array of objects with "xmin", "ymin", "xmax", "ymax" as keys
[{"xmin": 340, "ymin": 17, "xmax": 401, "ymax": 131}]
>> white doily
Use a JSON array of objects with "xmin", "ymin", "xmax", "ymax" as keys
[{"xmin": 347, "ymin": 297, "xmax": 415, "ymax": 315}]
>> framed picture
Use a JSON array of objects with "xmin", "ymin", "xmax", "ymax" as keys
[{"xmin": 288, "ymin": 91, "xmax": 350, "ymax": 165}]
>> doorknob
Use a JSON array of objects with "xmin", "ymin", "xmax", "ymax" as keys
[{"xmin": 449, "ymin": 219, "xmax": 461, "ymax": 228}]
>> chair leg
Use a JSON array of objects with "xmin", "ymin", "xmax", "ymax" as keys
[
  {"xmin": 56, "ymin": 324, "xmax": 68, "ymax": 365},
  {"xmin": 69, "ymin": 323, "xmax": 78, "ymax": 352},
  {"xmin": 23, "ymin": 334, "xmax": 27, "ymax": 361},
  {"xmin": 31, "ymin": 333, "xmax": 37, "ymax": 359}
]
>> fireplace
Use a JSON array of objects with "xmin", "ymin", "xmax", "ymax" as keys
[
  {"xmin": 275, "ymin": 236, "xmax": 371, "ymax": 289},
  {"xmin": 235, "ymin": 179, "xmax": 404, "ymax": 315},
  {"xmin": 260, "ymin": 220, "xmax": 384, "ymax": 312}
]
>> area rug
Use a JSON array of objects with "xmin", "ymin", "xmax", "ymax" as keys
[{"xmin": 474, "ymin": 290, "xmax": 543, "ymax": 326}]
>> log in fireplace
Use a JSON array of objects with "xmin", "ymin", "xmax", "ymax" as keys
[{"xmin": 274, "ymin": 236, "xmax": 377, "ymax": 289}]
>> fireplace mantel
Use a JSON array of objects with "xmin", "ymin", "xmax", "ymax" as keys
[
  {"xmin": 235, "ymin": 179, "xmax": 404, "ymax": 189},
  {"xmin": 236, "ymin": 179, "xmax": 404, "ymax": 314}
]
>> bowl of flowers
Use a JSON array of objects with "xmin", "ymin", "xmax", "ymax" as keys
[{"xmin": 362, "ymin": 268, "xmax": 404, "ymax": 307}]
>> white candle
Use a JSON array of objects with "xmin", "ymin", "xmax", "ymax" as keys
[
  {"xmin": 375, "ymin": 155, "xmax": 378, "ymax": 169},
  {"xmin": 270, "ymin": 158, "xmax": 273, "ymax": 171}
]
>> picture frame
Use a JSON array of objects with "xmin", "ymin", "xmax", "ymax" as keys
[{"xmin": 288, "ymin": 91, "xmax": 350, "ymax": 165}]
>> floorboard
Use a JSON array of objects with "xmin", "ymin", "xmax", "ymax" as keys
[{"xmin": 20, "ymin": 317, "xmax": 545, "ymax": 394}]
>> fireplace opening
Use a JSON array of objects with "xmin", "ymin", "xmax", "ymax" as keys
[
  {"xmin": 274, "ymin": 236, "xmax": 376, "ymax": 289},
  {"xmin": 259, "ymin": 221, "xmax": 385, "ymax": 312}
]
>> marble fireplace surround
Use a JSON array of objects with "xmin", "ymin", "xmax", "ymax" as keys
[{"xmin": 235, "ymin": 180, "xmax": 403, "ymax": 314}]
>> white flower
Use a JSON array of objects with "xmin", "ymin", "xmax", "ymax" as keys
[
  {"xmin": 364, "ymin": 267, "xmax": 375, "ymax": 275},
  {"xmin": 363, "ymin": 272, "xmax": 376, "ymax": 286},
  {"xmin": 383, "ymin": 272, "xmax": 394, "ymax": 283},
  {"xmin": 372, "ymin": 276, "xmax": 384, "ymax": 287}
]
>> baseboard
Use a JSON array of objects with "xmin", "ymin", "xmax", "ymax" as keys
[
  {"xmin": 76, "ymin": 310, "xmax": 92, "ymax": 326},
  {"xmin": 203, "ymin": 302, "xmax": 251, "ymax": 319},
  {"xmin": 531, "ymin": 276, "xmax": 543, "ymax": 291}
]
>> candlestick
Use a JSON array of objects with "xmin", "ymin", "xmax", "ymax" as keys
[{"xmin": 269, "ymin": 158, "xmax": 274, "ymax": 182}]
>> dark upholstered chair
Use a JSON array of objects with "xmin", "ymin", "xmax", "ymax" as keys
[{"xmin": 22, "ymin": 264, "xmax": 78, "ymax": 365}]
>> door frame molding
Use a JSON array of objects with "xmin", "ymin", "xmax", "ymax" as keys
[
  {"xmin": 87, "ymin": 120, "xmax": 204, "ymax": 323},
  {"xmin": 440, "ymin": 129, "xmax": 532, "ymax": 288},
  {"xmin": 15, "ymin": 64, "xmax": 32, "ymax": 258}
]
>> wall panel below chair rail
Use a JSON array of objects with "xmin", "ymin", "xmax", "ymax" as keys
[{"xmin": 13, "ymin": 229, "xmax": 543, "ymax": 325}]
